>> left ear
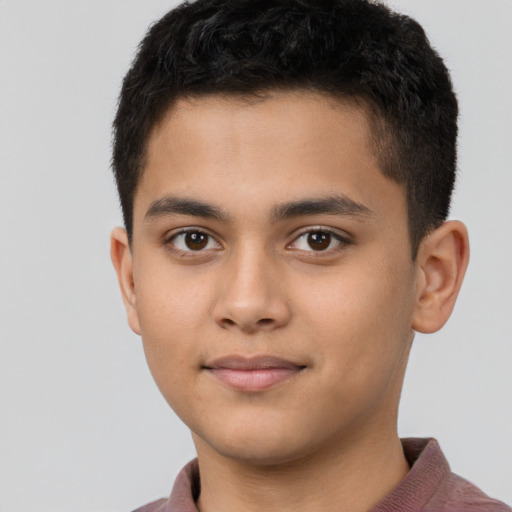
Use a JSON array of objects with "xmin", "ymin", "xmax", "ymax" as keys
[{"xmin": 412, "ymin": 220, "xmax": 470, "ymax": 334}]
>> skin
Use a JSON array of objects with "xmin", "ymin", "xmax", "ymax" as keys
[{"xmin": 111, "ymin": 91, "xmax": 469, "ymax": 512}]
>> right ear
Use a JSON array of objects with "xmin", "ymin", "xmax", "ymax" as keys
[{"xmin": 110, "ymin": 227, "xmax": 141, "ymax": 335}]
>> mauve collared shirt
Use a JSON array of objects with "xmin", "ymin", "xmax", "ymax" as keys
[{"xmin": 132, "ymin": 438, "xmax": 511, "ymax": 512}]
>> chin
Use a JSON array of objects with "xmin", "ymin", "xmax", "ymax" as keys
[
  {"xmin": 193, "ymin": 422, "xmax": 322, "ymax": 467},
  {"xmin": 218, "ymin": 443, "xmax": 311, "ymax": 467}
]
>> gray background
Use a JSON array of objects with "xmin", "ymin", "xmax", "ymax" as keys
[{"xmin": 0, "ymin": 1, "xmax": 510, "ymax": 510}]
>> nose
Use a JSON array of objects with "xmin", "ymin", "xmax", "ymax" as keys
[{"xmin": 212, "ymin": 246, "xmax": 291, "ymax": 333}]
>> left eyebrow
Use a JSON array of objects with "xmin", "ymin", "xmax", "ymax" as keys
[{"xmin": 270, "ymin": 195, "xmax": 373, "ymax": 223}]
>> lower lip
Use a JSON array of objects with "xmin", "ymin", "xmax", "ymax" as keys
[{"xmin": 206, "ymin": 367, "xmax": 303, "ymax": 392}]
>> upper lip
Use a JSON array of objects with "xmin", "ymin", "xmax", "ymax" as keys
[{"xmin": 203, "ymin": 355, "xmax": 306, "ymax": 370}]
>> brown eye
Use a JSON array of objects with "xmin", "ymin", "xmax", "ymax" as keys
[
  {"xmin": 169, "ymin": 230, "xmax": 221, "ymax": 253},
  {"xmin": 290, "ymin": 229, "xmax": 348, "ymax": 253},
  {"xmin": 307, "ymin": 231, "xmax": 331, "ymax": 251},
  {"xmin": 185, "ymin": 232, "xmax": 208, "ymax": 250}
]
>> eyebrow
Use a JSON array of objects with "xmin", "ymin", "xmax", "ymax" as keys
[
  {"xmin": 145, "ymin": 196, "xmax": 230, "ymax": 222},
  {"xmin": 270, "ymin": 195, "xmax": 373, "ymax": 223},
  {"xmin": 144, "ymin": 194, "xmax": 373, "ymax": 223}
]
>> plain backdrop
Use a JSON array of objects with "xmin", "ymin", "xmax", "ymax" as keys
[{"xmin": 0, "ymin": 1, "xmax": 511, "ymax": 510}]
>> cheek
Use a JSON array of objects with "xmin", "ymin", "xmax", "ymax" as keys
[
  {"xmin": 135, "ymin": 253, "xmax": 213, "ymax": 337},
  {"xmin": 293, "ymin": 268, "xmax": 413, "ymax": 431},
  {"xmin": 133, "ymin": 266, "xmax": 212, "ymax": 404},
  {"xmin": 296, "ymin": 258, "xmax": 414, "ymax": 377}
]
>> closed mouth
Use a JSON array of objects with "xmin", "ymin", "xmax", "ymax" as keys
[{"xmin": 203, "ymin": 355, "xmax": 307, "ymax": 391}]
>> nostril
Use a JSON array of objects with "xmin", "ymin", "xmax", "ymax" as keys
[{"xmin": 257, "ymin": 318, "xmax": 274, "ymax": 326}]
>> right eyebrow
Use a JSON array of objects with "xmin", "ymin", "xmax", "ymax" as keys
[{"xmin": 145, "ymin": 195, "xmax": 230, "ymax": 222}]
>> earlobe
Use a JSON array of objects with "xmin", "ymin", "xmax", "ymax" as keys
[
  {"xmin": 412, "ymin": 221, "xmax": 470, "ymax": 334},
  {"xmin": 110, "ymin": 227, "xmax": 142, "ymax": 335}
]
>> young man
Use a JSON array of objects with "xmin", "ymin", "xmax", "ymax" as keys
[{"xmin": 110, "ymin": 0, "xmax": 511, "ymax": 510}]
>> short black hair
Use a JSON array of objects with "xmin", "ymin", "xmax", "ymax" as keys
[{"xmin": 112, "ymin": 0, "xmax": 458, "ymax": 256}]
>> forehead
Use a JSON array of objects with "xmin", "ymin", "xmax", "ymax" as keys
[
  {"xmin": 135, "ymin": 91, "xmax": 406, "ymax": 230},
  {"xmin": 149, "ymin": 91, "xmax": 373, "ymax": 162}
]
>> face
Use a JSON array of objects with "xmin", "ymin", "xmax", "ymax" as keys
[{"xmin": 121, "ymin": 91, "xmax": 420, "ymax": 465}]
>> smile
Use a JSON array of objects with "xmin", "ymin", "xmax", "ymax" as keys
[{"xmin": 203, "ymin": 356, "xmax": 306, "ymax": 392}]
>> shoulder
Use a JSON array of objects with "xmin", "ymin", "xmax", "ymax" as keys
[
  {"xmin": 131, "ymin": 498, "xmax": 168, "ymax": 512},
  {"xmin": 425, "ymin": 472, "xmax": 512, "ymax": 512},
  {"xmin": 373, "ymin": 438, "xmax": 511, "ymax": 512},
  {"xmin": 130, "ymin": 458, "xmax": 199, "ymax": 512}
]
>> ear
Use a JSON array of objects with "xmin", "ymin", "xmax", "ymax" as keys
[
  {"xmin": 412, "ymin": 221, "xmax": 470, "ymax": 334},
  {"xmin": 110, "ymin": 227, "xmax": 141, "ymax": 335}
]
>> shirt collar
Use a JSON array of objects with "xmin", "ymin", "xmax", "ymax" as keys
[{"xmin": 161, "ymin": 438, "xmax": 449, "ymax": 512}]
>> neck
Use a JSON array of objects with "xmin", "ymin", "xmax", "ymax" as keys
[{"xmin": 194, "ymin": 424, "xmax": 410, "ymax": 512}]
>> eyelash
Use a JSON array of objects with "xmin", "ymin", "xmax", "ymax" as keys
[
  {"xmin": 288, "ymin": 228, "xmax": 352, "ymax": 254},
  {"xmin": 164, "ymin": 228, "xmax": 222, "ymax": 257},
  {"xmin": 164, "ymin": 227, "xmax": 352, "ymax": 257}
]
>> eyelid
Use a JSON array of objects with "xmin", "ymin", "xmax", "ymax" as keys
[
  {"xmin": 163, "ymin": 225, "xmax": 351, "ymax": 256},
  {"xmin": 164, "ymin": 227, "xmax": 223, "ymax": 254},
  {"xmin": 287, "ymin": 226, "xmax": 352, "ymax": 251}
]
